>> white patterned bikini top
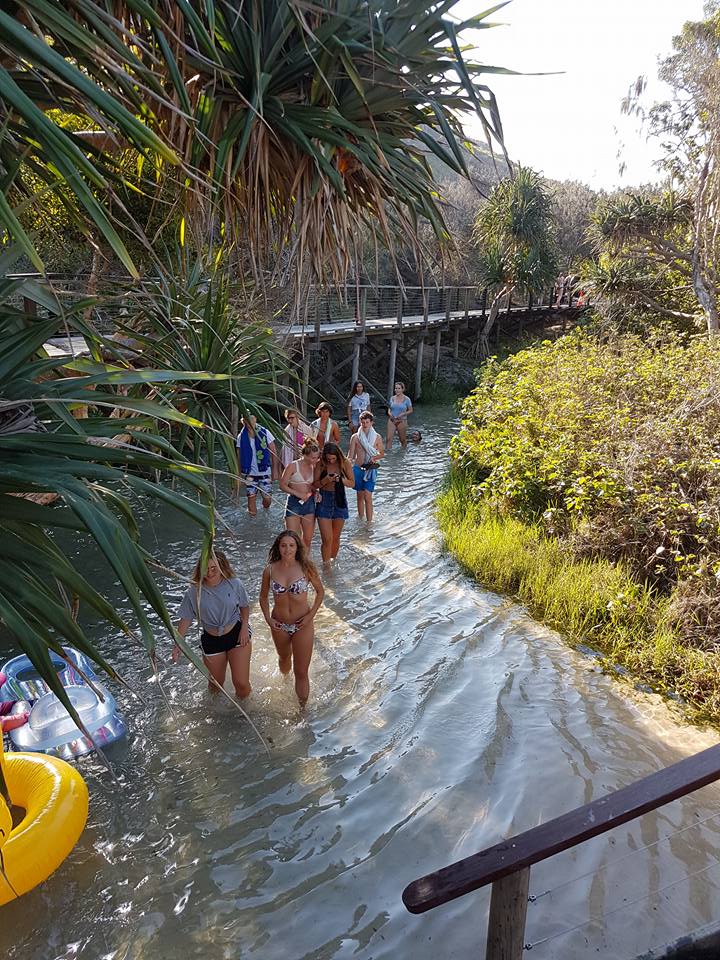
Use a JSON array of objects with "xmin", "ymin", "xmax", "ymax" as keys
[{"xmin": 271, "ymin": 575, "xmax": 309, "ymax": 595}]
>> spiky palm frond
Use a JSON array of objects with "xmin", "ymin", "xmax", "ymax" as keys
[
  {"xmin": 589, "ymin": 191, "xmax": 694, "ymax": 253},
  {"xmin": 0, "ymin": 273, "xmax": 228, "ymax": 751},
  {"xmin": 474, "ymin": 166, "xmax": 558, "ymax": 297},
  {"xmin": 103, "ymin": 255, "xmax": 289, "ymax": 470},
  {"xmin": 2, "ymin": 1, "xmax": 510, "ymax": 284}
]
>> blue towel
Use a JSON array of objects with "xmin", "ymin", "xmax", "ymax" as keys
[{"xmin": 239, "ymin": 428, "xmax": 271, "ymax": 474}]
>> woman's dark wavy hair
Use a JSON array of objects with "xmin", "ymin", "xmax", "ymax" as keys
[
  {"xmin": 321, "ymin": 442, "xmax": 349, "ymax": 472},
  {"xmin": 267, "ymin": 530, "xmax": 318, "ymax": 578},
  {"xmin": 348, "ymin": 380, "xmax": 366, "ymax": 403}
]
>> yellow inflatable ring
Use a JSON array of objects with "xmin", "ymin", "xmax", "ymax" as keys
[{"xmin": 0, "ymin": 740, "xmax": 88, "ymax": 906}]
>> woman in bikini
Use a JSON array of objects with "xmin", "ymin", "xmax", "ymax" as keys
[
  {"xmin": 173, "ymin": 550, "xmax": 252, "ymax": 699},
  {"xmin": 313, "ymin": 442, "xmax": 355, "ymax": 563},
  {"xmin": 279, "ymin": 438, "xmax": 320, "ymax": 550},
  {"xmin": 259, "ymin": 530, "xmax": 324, "ymax": 704},
  {"xmin": 312, "ymin": 401, "xmax": 341, "ymax": 450}
]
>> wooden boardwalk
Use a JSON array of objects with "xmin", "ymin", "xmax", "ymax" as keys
[
  {"xmin": 30, "ymin": 278, "xmax": 586, "ymax": 407},
  {"xmin": 278, "ymin": 284, "xmax": 585, "ymax": 404}
]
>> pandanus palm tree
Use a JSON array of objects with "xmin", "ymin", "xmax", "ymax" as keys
[
  {"xmin": 473, "ymin": 167, "xmax": 559, "ymax": 357},
  {"xmin": 2, "ymin": 1, "xmax": 511, "ymax": 283}
]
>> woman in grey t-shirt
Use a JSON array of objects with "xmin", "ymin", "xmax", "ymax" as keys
[{"xmin": 172, "ymin": 550, "xmax": 252, "ymax": 699}]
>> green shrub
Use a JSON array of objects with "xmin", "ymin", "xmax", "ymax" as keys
[
  {"xmin": 452, "ymin": 329, "xmax": 720, "ymax": 595},
  {"xmin": 444, "ymin": 330, "xmax": 720, "ymax": 716}
]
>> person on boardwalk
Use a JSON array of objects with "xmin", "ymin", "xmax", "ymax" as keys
[
  {"xmin": 237, "ymin": 414, "xmax": 278, "ymax": 515},
  {"xmin": 387, "ymin": 382, "xmax": 413, "ymax": 448},
  {"xmin": 348, "ymin": 411, "xmax": 384, "ymax": 522},
  {"xmin": 280, "ymin": 438, "xmax": 320, "ymax": 549},
  {"xmin": 346, "ymin": 381, "xmax": 371, "ymax": 434},
  {"xmin": 313, "ymin": 442, "xmax": 355, "ymax": 563},
  {"xmin": 280, "ymin": 408, "xmax": 314, "ymax": 469},
  {"xmin": 312, "ymin": 402, "xmax": 341, "ymax": 450},
  {"xmin": 260, "ymin": 530, "xmax": 324, "ymax": 704},
  {"xmin": 173, "ymin": 550, "xmax": 252, "ymax": 699}
]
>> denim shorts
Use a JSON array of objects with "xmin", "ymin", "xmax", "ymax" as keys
[
  {"xmin": 353, "ymin": 464, "xmax": 377, "ymax": 493},
  {"xmin": 285, "ymin": 494, "xmax": 316, "ymax": 518},
  {"xmin": 315, "ymin": 489, "xmax": 349, "ymax": 520}
]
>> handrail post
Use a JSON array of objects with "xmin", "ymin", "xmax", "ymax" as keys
[
  {"xmin": 360, "ymin": 287, "xmax": 368, "ymax": 335},
  {"xmin": 486, "ymin": 868, "xmax": 530, "ymax": 960},
  {"xmin": 396, "ymin": 290, "xmax": 403, "ymax": 331},
  {"xmin": 388, "ymin": 335, "xmax": 399, "ymax": 399}
]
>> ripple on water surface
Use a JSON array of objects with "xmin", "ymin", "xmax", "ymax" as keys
[{"xmin": 2, "ymin": 407, "xmax": 720, "ymax": 959}]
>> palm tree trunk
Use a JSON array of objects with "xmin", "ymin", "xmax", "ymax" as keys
[{"xmin": 478, "ymin": 288, "xmax": 508, "ymax": 358}]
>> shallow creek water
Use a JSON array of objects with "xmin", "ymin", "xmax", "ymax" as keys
[{"xmin": 2, "ymin": 406, "xmax": 720, "ymax": 960}]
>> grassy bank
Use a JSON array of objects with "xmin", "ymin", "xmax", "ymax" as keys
[
  {"xmin": 438, "ymin": 474, "xmax": 720, "ymax": 720},
  {"xmin": 442, "ymin": 329, "xmax": 720, "ymax": 722}
]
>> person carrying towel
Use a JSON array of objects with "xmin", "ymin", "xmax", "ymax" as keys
[
  {"xmin": 312, "ymin": 402, "xmax": 341, "ymax": 450},
  {"xmin": 348, "ymin": 411, "xmax": 385, "ymax": 522},
  {"xmin": 236, "ymin": 414, "xmax": 278, "ymax": 515}
]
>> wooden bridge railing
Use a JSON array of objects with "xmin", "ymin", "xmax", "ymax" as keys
[{"xmin": 402, "ymin": 743, "xmax": 720, "ymax": 959}]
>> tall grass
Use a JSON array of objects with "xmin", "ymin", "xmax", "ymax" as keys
[{"xmin": 437, "ymin": 470, "xmax": 720, "ymax": 722}]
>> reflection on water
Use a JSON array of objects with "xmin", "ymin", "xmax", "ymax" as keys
[{"xmin": 2, "ymin": 407, "xmax": 720, "ymax": 959}]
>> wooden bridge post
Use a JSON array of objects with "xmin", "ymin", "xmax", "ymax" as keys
[
  {"xmin": 486, "ymin": 868, "xmax": 530, "ymax": 960},
  {"xmin": 464, "ymin": 288, "xmax": 470, "ymax": 321},
  {"xmin": 453, "ymin": 325, "xmax": 460, "ymax": 359},
  {"xmin": 396, "ymin": 290, "xmax": 403, "ymax": 331},
  {"xmin": 415, "ymin": 338, "xmax": 424, "ymax": 399},
  {"xmin": 433, "ymin": 328, "xmax": 442, "ymax": 380},
  {"xmin": 422, "ymin": 288, "xmax": 429, "ymax": 330},
  {"xmin": 351, "ymin": 340, "xmax": 361, "ymax": 388},
  {"xmin": 388, "ymin": 336, "xmax": 399, "ymax": 399}
]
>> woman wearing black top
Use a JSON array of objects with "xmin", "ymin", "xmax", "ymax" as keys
[{"xmin": 312, "ymin": 443, "xmax": 355, "ymax": 563}]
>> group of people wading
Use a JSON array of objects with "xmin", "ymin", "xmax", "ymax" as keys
[{"xmin": 173, "ymin": 381, "xmax": 419, "ymax": 706}]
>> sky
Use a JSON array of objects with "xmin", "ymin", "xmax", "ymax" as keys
[{"xmin": 456, "ymin": 0, "xmax": 706, "ymax": 188}]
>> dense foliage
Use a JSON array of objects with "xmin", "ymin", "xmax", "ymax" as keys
[{"xmin": 451, "ymin": 331, "xmax": 720, "ymax": 665}]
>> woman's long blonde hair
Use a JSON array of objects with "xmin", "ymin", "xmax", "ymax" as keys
[{"xmin": 191, "ymin": 549, "xmax": 235, "ymax": 584}]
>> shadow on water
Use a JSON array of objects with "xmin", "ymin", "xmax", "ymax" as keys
[{"xmin": 2, "ymin": 406, "xmax": 720, "ymax": 959}]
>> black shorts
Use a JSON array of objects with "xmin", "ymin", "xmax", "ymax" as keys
[{"xmin": 200, "ymin": 621, "xmax": 251, "ymax": 656}]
